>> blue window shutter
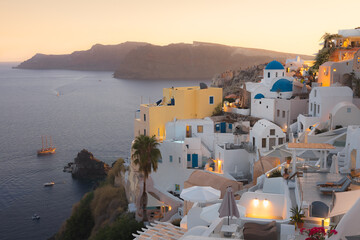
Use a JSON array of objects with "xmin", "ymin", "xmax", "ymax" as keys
[{"xmin": 209, "ymin": 96, "xmax": 214, "ymax": 104}]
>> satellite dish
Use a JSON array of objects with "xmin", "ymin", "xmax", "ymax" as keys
[{"xmin": 200, "ymin": 83, "xmax": 208, "ymax": 89}]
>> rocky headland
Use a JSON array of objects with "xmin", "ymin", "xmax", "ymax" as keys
[
  {"xmin": 16, "ymin": 41, "xmax": 312, "ymax": 80},
  {"xmin": 65, "ymin": 149, "xmax": 110, "ymax": 179}
]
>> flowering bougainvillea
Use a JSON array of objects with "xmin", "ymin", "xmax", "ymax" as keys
[{"xmin": 300, "ymin": 227, "xmax": 337, "ymax": 240}]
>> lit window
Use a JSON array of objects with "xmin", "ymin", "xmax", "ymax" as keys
[
  {"xmin": 262, "ymin": 138, "xmax": 266, "ymax": 148},
  {"xmin": 270, "ymin": 129, "xmax": 275, "ymax": 135},
  {"xmin": 209, "ymin": 96, "xmax": 214, "ymax": 104},
  {"xmin": 358, "ymin": 57, "xmax": 360, "ymax": 63},
  {"xmin": 197, "ymin": 125, "xmax": 203, "ymax": 133},
  {"xmin": 333, "ymin": 68, "xmax": 337, "ymax": 72},
  {"xmin": 347, "ymin": 107, "xmax": 351, "ymax": 113},
  {"xmin": 169, "ymin": 155, "xmax": 173, "ymax": 162}
]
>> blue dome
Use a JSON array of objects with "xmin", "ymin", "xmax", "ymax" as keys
[
  {"xmin": 270, "ymin": 79, "xmax": 293, "ymax": 92},
  {"xmin": 254, "ymin": 93, "xmax": 265, "ymax": 99},
  {"xmin": 265, "ymin": 61, "xmax": 284, "ymax": 70}
]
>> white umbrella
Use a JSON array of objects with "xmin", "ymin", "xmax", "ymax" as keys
[
  {"xmin": 180, "ymin": 186, "xmax": 221, "ymax": 203},
  {"xmin": 200, "ymin": 203, "xmax": 245, "ymax": 223},
  {"xmin": 330, "ymin": 154, "xmax": 339, "ymax": 174}
]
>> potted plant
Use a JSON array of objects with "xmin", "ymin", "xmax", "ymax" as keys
[
  {"xmin": 300, "ymin": 226, "xmax": 338, "ymax": 240},
  {"xmin": 290, "ymin": 206, "xmax": 305, "ymax": 229}
]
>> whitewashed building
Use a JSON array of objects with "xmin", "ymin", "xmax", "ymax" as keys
[{"xmin": 249, "ymin": 119, "xmax": 286, "ymax": 153}]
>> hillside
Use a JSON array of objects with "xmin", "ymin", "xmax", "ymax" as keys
[
  {"xmin": 16, "ymin": 42, "xmax": 148, "ymax": 71},
  {"xmin": 16, "ymin": 41, "xmax": 312, "ymax": 80}
]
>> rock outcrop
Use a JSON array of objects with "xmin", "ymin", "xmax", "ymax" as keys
[
  {"xmin": 16, "ymin": 41, "xmax": 312, "ymax": 80},
  {"xmin": 70, "ymin": 149, "xmax": 110, "ymax": 179}
]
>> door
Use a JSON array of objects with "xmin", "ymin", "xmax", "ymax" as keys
[
  {"xmin": 187, "ymin": 154, "xmax": 191, "ymax": 167},
  {"xmin": 220, "ymin": 122, "xmax": 226, "ymax": 133},
  {"xmin": 192, "ymin": 154, "xmax": 198, "ymax": 168},
  {"xmin": 186, "ymin": 125, "xmax": 192, "ymax": 138},
  {"xmin": 269, "ymin": 138, "xmax": 276, "ymax": 150}
]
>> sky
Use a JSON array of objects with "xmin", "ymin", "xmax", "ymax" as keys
[{"xmin": 1, "ymin": 0, "xmax": 360, "ymax": 62}]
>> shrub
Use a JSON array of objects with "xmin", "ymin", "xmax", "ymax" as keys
[
  {"xmin": 91, "ymin": 213, "xmax": 144, "ymax": 240},
  {"xmin": 60, "ymin": 192, "xmax": 95, "ymax": 240},
  {"xmin": 268, "ymin": 169, "xmax": 282, "ymax": 178},
  {"xmin": 212, "ymin": 103, "xmax": 223, "ymax": 116}
]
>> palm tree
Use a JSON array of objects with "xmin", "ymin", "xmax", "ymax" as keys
[{"xmin": 132, "ymin": 135, "xmax": 161, "ymax": 221}]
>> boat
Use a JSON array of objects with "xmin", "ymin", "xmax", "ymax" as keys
[
  {"xmin": 32, "ymin": 214, "xmax": 40, "ymax": 220},
  {"xmin": 37, "ymin": 136, "xmax": 56, "ymax": 155},
  {"xmin": 44, "ymin": 181, "xmax": 55, "ymax": 187}
]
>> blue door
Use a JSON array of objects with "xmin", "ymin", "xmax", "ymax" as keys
[
  {"xmin": 220, "ymin": 122, "xmax": 226, "ymax": 133},
  {"xmin": 192, "ymin": 154, "xmax": 198, "ymax": 168}
]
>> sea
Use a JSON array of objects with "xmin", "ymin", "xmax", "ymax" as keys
[{"xmin": 0, "ymin": 62, "xmax": 211, "ymax": 240}]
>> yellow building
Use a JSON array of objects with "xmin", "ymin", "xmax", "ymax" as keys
[{"xmin": 134, "ymin": 86, "xmax": 222, "ymax": 140}]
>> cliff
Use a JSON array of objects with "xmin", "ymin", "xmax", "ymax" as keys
[
  {"xmin": 16, "ymin": 42, "xmax": 147, "ymax": 71},
  {"xmin": 17, "ymin": 41, "xmax": 312, "ymax": 80},
  {"xmin": 71, "ymin": 149, "xmax": 110, "ymax": 179}
]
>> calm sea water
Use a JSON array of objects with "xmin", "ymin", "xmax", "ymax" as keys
[{"xmin": 0, "ymin": 63, "xmax": 211, "ymax": 240}]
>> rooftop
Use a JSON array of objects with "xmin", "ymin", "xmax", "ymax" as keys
[
  {"xmin": 287, "ymin": 142, "xmax": 335, "ymax": 150},
  {"xmin": 265, "ymin": 60, "xmax": 285, "ymax": 70}
]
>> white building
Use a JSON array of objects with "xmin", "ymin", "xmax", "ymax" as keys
[{"xmin": 249, "ymin": 119, "xmax": 286, "ymax": 153}]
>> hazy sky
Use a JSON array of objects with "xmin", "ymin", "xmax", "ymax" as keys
[{"xmin": 1, "ymin": 0, "xmax": 359, "ymax": 62}]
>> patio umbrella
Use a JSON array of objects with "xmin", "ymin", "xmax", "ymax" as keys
[
  {"xmin": 218, "ymin": 187, "xmax": 239, "ymax": 225},
  {"xmin": 200, "ymin": 203, "xmax": 245, "ymax": 223},
  {"xmin": 180, "ymin": 186, "xmax": 221, "ymax": 203}
]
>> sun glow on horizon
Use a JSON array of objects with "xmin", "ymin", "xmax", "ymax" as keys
[{"xmin": 1, "ymin": 0, "xmax": 360, "ymax": 62}]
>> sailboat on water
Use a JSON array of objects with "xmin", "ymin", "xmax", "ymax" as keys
[{"xmin": 37, "ymin": 136, "xmax": 56, "ymax": 155}]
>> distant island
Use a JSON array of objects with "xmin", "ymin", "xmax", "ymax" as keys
[{"xmin": 16, "ymin": 41, "xmax": 312, "ymax": 80}]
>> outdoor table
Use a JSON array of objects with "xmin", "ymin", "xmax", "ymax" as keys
[{"xmin": 221, "ymin": 224, "xmax": 238, "ymax": 237}]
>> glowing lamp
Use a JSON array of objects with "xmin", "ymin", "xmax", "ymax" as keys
[
  {"xmin": 253, "ymin": 198, "xmax": 259, "ymax": 207},
  {"xmin": 263, "ymin": 199, "xmax": 269, "ymax": 208}
]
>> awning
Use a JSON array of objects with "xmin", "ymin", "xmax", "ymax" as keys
[{"xmin": 329, "ymin": 190, "xmax": 360, "ymax": 217}]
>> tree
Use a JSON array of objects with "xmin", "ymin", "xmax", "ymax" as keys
[
  {"xmin": 320, "ymin": 32, "xmax": 342, "ymax": 49},
  {"xmin": 131, "ymin": 135, "xmax": 161, "ymax": 221}
]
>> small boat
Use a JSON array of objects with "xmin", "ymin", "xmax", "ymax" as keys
[
  {"xmin": 32, "ymin": 214, "xmax": 40, "ymax": 220},
  {"xmin": 44, "ymin": 181, "xmax": 55, "ymax": 187},
  {"xmin": 37, "ymin": 136, "xmax": 56, "ymax": 155}
]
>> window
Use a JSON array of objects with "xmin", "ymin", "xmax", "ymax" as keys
[
  {"xmin": 282, "ymin": 72, "xmax": 284, "ymax": 76},
  {"xmin": 314, "ymin": 90, "xmax": 317, "ymax": 97},
  {"xmin": 143, "ymin": 114, "xmax": 146, "ymax": 121},
  {"xmin": 197, "ymin": 125, "xmax": 203, "ymax": 133},
  {"xmin": 282, "ymin": 111, "xmax": 285, "ymax": 118},
  {"xmin": 310, "ymin": 103, "xmax": 313, "ymax": 111},
  {"xmin": 278, "ymin": 138, "xmax": 284, "ymax": 145},
  {"xmin": 169, "ymin": 155, "xmax": 173, "ymax": 163},
  {"xmin": 209, "ymin": 96, "xmax": 214, "ymax": 104},
  {"xmin": 268, "ymin": 72, "xmax": 270, "ymax": 78},
  {"xmin": 262, "ymin": 138, "xmax": 266, "ymax": 148},
  {"xmin": 270, "ymin": 129, "xmax": 275, "ymax": 135},
  {"xmin": 318, "ymin": 105, "xmax": 320, "ymax": 114},
  {"xmin": 276, "ymin": 72, "xmax": 278, "ymax": 77},
  {"xmin": 347, "ymin": 107, "xmax": 351, "ymax": 113},
  {"xmin": 179, "ymin": 157, "xmax": 181, "ymax": 163},
  {"xmin": 144, "ymin": 129, "xmax": 146, "ymax": 135},
  {"xmin": 358, "ymin": 57, "xmax": 360, "ymax": 63},
  {"xmin": 333, "ymin": 68, "xmax": 337, "ymax": 72},
  {"xmin": 277, "ymin": 109, "xmax": 280, "ymax": 117}
]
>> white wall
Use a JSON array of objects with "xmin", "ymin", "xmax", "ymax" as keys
[
  {"xmin": 251, "ymin": 98, "xmax": 275, "ymax": 121},
  {"xmin": 151, "ymin": 140, "xmax": 194, "ymax": 193},
  {"xmin": 309, "ymin": 87, "xmax": 353, "ymax": 122},
  {"xmin": 331, "ymin": 104, "xmax": 360, "ymax": 129},
  {"xmin": 345, "ymin": 126, "xmax": 360, "ymax": 169},
  {"xmin": 250, "ymin": 120, "xmax": 286, "ymax": 152},
  {"xmin": 215, "ymin": 145, "xmax": 251, "ymax": 177}
]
